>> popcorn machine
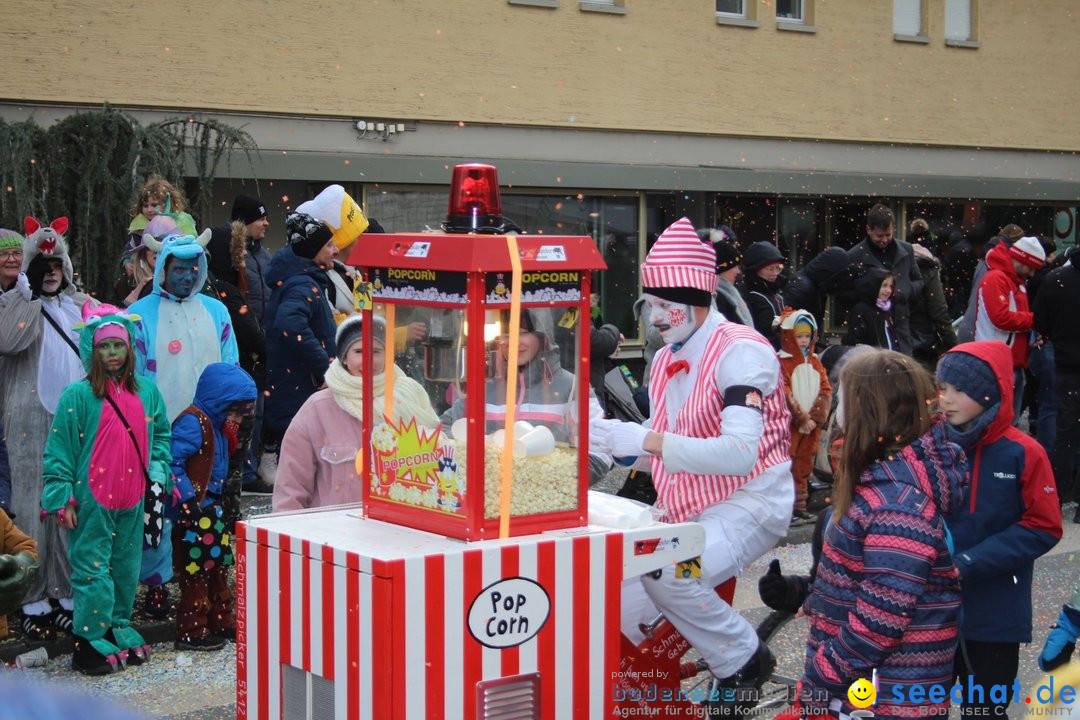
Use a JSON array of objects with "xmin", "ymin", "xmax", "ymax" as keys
[
  {"xmin": 348, "ymin": 214, "xmax": 606, "ymax": 540},
  {"xmin": 236, "ymin": 165, "xmax": 708, "ymax": 720}
]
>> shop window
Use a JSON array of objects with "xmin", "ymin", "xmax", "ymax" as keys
[
  {"xmin": 716, "ymin": 0, "xmax": 759, "ymax": 27},
  {"xmin": 714, "ymin": 195, "xmax": 777, "ymax": 252},
  {"xmin": 893, "ymin": 0, "xmax": 929, "ymax": 42},
  {"xmin": 945, "ymin": 0, "xmax": 979, "ymax": 47},
  {"xmin": 777, "ymin": 199, "xmax": 824, "ymax": 270}
]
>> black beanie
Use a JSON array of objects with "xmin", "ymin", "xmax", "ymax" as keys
[
  {"xmin": 643, "ymin": 285, "xmax": 713, "ymax": 308},
  {"xmin": 742, "ymin": 241, "xmax": 785, "ymax": 272},
  {"xmin": 230, "ymin": 195, "xmax": 267, "ymax": 225},
  {"xmin": 713, "ymin": 241, "xmax": 742, "ymax": 273},
  {"xmin": 285, "ymin": 212, "xmax": 334, "ymax": 260},
  {"xmin": 936, "ymin": 351, "xmax": 1000, "ymax": 409}
]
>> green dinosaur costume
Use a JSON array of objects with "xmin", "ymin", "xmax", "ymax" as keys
[{"xmin": 41, "ymin": 307, "xmax": 171, "ymax": 666}]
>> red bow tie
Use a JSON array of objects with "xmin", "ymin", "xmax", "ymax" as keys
[{"xmin": 666, "ymin": 359, "xmax": 690, "ymax": 378}]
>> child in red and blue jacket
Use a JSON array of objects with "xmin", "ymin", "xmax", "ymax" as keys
[
  {"xmin": 936, "ymin": 341, "xmax": 1063, "ymax": 716},
  {"xmin": 170, "ymin": 362, "xmax": 256, "ymax": 651}
]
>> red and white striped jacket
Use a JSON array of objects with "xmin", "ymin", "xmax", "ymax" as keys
[{"xmin": 649, "ymin": 322, "xmax": 791, "ymax": 523}]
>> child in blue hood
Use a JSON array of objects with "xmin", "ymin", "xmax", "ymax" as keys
[
  {"xmin": 169, "ymin": 362, "xmax": 256, "ymax": 650},
  {"xmin": 936, "ymin": 341, "xmax": 1062, "ymax": 716}
]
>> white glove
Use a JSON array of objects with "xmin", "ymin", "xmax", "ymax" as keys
[
  {"xmin": 606, "ymin": 421, "xmax": 651, "ymax": 458},
  {"xmin": 13, "ymin": 272, "xmax": 31, "ymax": 301},
  {"xmin": 588, "ymin": 417, "xmax": 616, "ymax": 454}
]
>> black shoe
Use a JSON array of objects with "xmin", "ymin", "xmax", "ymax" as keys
[
  {"xmin": 211, "ymin": 626, "xmax": 236, "ymax": 641},
  {"xmin": 50, "ymin": 607, "xmax": 73, "ymax": 635},
  {"xmin": 175, "ymin": 634, "xmax": 226, "ymax": 652},
  {"xmin": 717, "ymin": 640, "xmax": 776, "ymax": 692},
  {"xmin": 20, "ymin": 613, "xmax": 55, "ymax": 643},
  {"xmin": 241, "ymin": 476, "xmax": 275, "ymax": 496},
  {"xmin": 72, "ymin": 636, "xmax": 118, "ymax": 676},
  {"xmin": 1073, "ymin": 506, "xmax": 1080, "ymax": 525},
  {"xmin": 791, "ymin": 510, "xmax": 814, "ymax": 525},
  {"xmin": 143, "ymin": 584, "xmax": 171, "ymax": 620}
]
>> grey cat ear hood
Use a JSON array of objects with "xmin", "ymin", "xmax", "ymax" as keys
[{"xmin": 23, "ymin": 216, "xmax": 74, "ymax": 284}]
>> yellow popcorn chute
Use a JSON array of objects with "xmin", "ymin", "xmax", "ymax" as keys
[{"xmin": 498, "ymin": 234, "xmax": 524, "ymax": 539}]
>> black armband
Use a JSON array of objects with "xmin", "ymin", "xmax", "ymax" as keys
[{"xmin": 722, "ymin": 385, "xmax": 764, "ymax": 412}]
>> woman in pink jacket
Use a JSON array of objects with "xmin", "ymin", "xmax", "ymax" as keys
[{"xmin": 272, "ymin": 315, "xmax": 440, "ymax": 511}]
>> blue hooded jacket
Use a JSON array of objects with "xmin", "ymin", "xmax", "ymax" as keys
[
  {"xmin": 170, "ymin": 362, "xmax": 257, "ymax": 507},
  {"xmin": 944, "ymin": 341, "xmax": 1063, "ymax": 643},
  {"xmin": 263, "ymin": 245, "xmax": 337, "ymax": 436}
]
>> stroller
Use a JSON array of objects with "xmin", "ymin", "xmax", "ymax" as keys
[
  {"xmin": 808, "ymin": 344, "xmax": 874, "ymax": 509},
  {"xmin": 602, "ymin": 364, "xmax": 657, "ymax": 506}
]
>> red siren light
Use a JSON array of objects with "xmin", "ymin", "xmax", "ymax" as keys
[{"xmin": 444, "ymin": 163, "xmax": 506, "ymax": 234}]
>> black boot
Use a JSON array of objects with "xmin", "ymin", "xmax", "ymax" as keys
[
  {"xmin": 708, "ymin": 640, "xmax": 777, "ymax": 712},
  {"xmin": 72, "ymin": 636, "xmax": 118, "ymax": 676}
]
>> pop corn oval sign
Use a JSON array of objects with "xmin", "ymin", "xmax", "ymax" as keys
[{"xmin": 467, "ymin": 577, "xmax": 550, "ymax": 649}]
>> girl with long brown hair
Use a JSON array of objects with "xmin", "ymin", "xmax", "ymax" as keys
[{"xmin": 800, "ymin": 349, "xmax": 966, "ymax": 717}]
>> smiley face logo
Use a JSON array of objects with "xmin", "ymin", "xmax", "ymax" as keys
[{"xmin": 847, "ymin": 678, "xmax": 876, "ymax": 709}]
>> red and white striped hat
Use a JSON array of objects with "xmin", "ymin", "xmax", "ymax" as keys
[
  {"xmin": 1009, "ymin": 235, "xmax": 1046, "ymax": 269},
  {"xmin": 641, "ymin": 217, "xmax": 717, "ymax": 305}
]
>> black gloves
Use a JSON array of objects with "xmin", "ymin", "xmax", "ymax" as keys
[
  {"xmin": 0, "ymin": 551, "xmax": 39, "ymax": 615},
  {"xmin": 757, "ymin": 559, "xmax": 810, "ymax": 615}
]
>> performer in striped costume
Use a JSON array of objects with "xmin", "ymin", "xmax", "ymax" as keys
[{"xmin": 591, "ymin": 217, "xmax": 793, "ymax": 693}]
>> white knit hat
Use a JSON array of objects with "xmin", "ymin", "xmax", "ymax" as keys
[
  {"xmin": 641, "ymin": 217, "xmax": 717, "ymax": 306},
  {"xmin": 1009, "ymin": 235, "xmax": 1046, "ymax": 269}
]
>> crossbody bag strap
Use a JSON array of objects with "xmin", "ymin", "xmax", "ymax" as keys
[
  {"xmin": 101, "ymin": 390, "xmax": 154, "ymax": 487},
  {"xmin": 40, "ymin": 305, "xmax": 81, "ymax": 357}
]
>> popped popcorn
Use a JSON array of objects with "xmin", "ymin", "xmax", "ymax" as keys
[{"xmin": 444, "ymin": 439, "xmax": 579, "ymax": 518}]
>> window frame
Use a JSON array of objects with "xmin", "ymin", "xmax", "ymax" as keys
[
  {"xmin": 777, "ymin": 0, "xmax": 817, "ymax": 33},
  {"xmin": 579, "ymin": 0, "xmax": 627, "ymax": 15},
  {"xmin": 944, "ymin": 0, "xmax": 980, "ymax": 48},
  {"xmin": 893, "ymin": 0, "xmax": 930, "ymax": 44},
  {"xmin": 716, "ymin": 0, "xmax": 760, "ymax": 28}
]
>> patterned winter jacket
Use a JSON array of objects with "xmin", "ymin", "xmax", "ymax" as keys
[{"xmin": 802, "ymin": 420, "xmax": 965, "ymax": 717}]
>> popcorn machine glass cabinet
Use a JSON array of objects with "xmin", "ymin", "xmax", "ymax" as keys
[{"xmin": 440, "ymin": 305, "xmax": 584, "ymax": 520}]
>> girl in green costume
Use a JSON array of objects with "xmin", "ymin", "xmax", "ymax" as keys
[{"xmin": 41, "ymin": 303, "xmax": 171, "ymax": 675}]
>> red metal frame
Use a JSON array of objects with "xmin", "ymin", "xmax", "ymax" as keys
[{"xmin": 350, "ymin": 233, "xmax": 606, "ymax": 541}]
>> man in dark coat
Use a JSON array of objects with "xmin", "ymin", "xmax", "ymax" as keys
[
  {"xmin": 230, "ymin": 195, "xmax": 273, "ymax": 325},
  {"xmin": 845, "ymin": 203, "xmax": 923, "ymax": 355},
  {"xmin": 1034, "ymin": 247, "xmax": 1080, "ymax": 511},
  {"xmin": 781, "ymin": 246, "xmax": 852, "ymax": 328}
]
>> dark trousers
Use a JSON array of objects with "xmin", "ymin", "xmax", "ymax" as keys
[
  {"xmin": 176, "ymin": 565, "xmax": 233, "ymax": 643},
  {"xmin": 953, "ymin": 639, "xmax": 1019, "ymax": 718},
  {"xmin": 1054, "ymin": 372, "xmax": 1080, "ymax": 503}
]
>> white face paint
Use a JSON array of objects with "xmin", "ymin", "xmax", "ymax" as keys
[{"xmin": 644, "ymin": 294, "xmax": 697, "ymax": 346}]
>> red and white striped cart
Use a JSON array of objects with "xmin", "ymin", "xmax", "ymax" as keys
[{"xmin": 236, "ymin": 506, "xmax": 704, "ymax": 719}]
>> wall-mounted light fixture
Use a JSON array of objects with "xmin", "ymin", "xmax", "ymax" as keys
[{"xmin": 354, "ymin": 119, "xmax": 411, "ymax": 142}]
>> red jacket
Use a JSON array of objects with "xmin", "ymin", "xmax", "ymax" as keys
[{"xmin": 974, "ymin": 242, "xmax": 1034, "ymax": 368}]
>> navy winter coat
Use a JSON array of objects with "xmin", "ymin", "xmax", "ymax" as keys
[
  {"xmin": 263, "ymin": 247, "xmax": 337, "ymax": 437},
  {"xmin": 945, "ymin": 341, "xmax": 1063, "ymax": 643}
]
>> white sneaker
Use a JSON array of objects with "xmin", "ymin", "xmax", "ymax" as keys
[{"xmin": 258, "ymin": 452, "xmax": 278, "ymax": 486}]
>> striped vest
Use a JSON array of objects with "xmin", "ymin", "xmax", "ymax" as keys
[{"xmin": 649, "ymin": 323, "xmax": 791, "ymax": 523}]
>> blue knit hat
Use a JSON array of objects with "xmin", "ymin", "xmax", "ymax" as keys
[{"xmin": 936, "ymin": 352, "xmax": 1000, "ymax": 408}]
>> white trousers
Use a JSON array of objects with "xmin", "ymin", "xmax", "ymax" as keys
[{"xmin": 620, "ymin": 462, "xmax": 792, "ymax": 679}]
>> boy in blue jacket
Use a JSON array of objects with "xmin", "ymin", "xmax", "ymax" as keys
[
  {"xmin": 170, "ymin": 362, "xmax": 256, "ymax": 650},
  {"xmin": 937, "ymin": 341, "xmax": 1063, "ymax": 717}
]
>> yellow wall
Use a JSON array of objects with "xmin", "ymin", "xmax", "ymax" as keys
[{"xmin": 1, "ymin": 0, "xmax": 1077, "ymax": 150}]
